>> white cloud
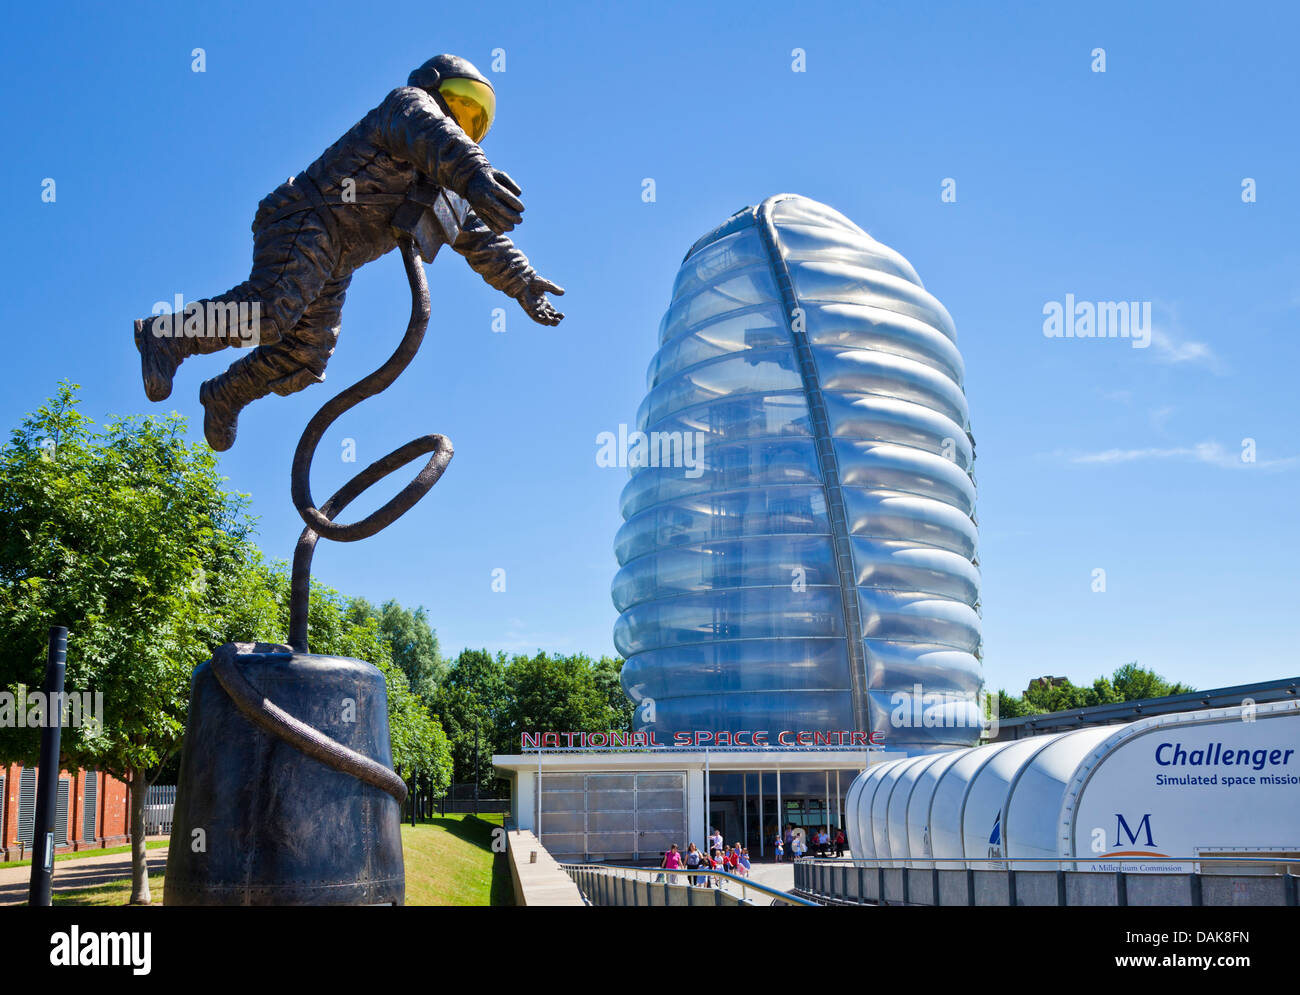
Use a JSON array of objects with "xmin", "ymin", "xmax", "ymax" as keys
[
  {"xmin": 1148, "ymin": 328, "xmax": 1224, "ymax": 370},
  {"xmin": 1064, "ymin": 440, "xmax": 1299, "ymax": 470},
  {"xmin": 1144, "ymin": 302, "xmax": 1226, "ymax": 373}
]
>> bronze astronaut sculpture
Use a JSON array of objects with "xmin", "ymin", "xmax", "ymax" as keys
[{"xmin": 134, "ymin": 54, "xmax": 564, "ymax": 451}]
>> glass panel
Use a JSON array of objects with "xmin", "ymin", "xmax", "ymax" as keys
[
  {"xmin": 786, "ymin": 257, "xmax": 955, "ymax": 342},
  {"xmin": 611, "ymin": 534, "xmax": 838, "ymax": 612},
  {"xmin": 628, "ymin": 692, "xmax": 856, "ymax": 738},
  {"xmin": 812, "ymin": 345, "xmax": 969, "ymax": 427},
  {"xmin": 842, "ymin": 490, "xmax": 978, "ymax": 559},
  {"xmin": 614, "ymin": 586, "xmax": 845, "ymax": 657},
  {"xmin": 836, "ymin": 444, "xmax": 976, "ymax": 514},
  {"xmin": 649, "ymin": 305, "xmax": 790, "ymax": 388},
  {"xmin": 642, "ymin": 392, "xmax": 811, "ymax": 443},
  {"xmin": 824, "ymin": 392, "xmax": 972, "ymax": 469},
  {"xmin": 803, "ymin": 302, "xmax": 964, "ymax": 383},
  {"xmin": 637, "ymin": 349, "xmax": 802, "ymax": 430},
  {"xmin": 619, "ymin": 639, "xmax": 850, "ymax": 698},
  {"xmin": 620, "ymin": 438, "xmax": 822, "ymax": 520},
  {"xmin": 667, "ymin": 228, "xmax": 768, "ymax": 311},
  {"xmin": 707, "ymin": 772, "xmax": 745, "ymax": 796},
  {"xmin": 614, "ymin": 487, "xmax": 830, "ymax": 565}
]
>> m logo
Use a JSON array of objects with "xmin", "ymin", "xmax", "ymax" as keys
[
  {"xmin": 1115, "ymin": 813, "xmax": 1155, "ymax": 849},
  {"xmin": 986, "ymin": 812, "xmax": 1002, "ymax": 860}
]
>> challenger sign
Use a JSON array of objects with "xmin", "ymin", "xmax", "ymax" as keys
[{"xmin": 1071, "ymin": 709, "xmax": 1300, "ymax": 872}]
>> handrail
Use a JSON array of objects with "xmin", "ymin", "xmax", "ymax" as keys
[
  {"xmin": 793, "ymin": 853, "xmax": 1300, "ymax": 906},
  {"xmin": 559, "ymin": 861, "xmax": 818, "ymax": 906},
  {"xmin": 797, "ymin": 855, "xmax": 1297, "ymax": 870}
]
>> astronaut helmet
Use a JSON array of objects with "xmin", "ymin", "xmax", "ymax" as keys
[{"xmin": 408, "ymin": 55, "xmax": 496, "ymax": 143}]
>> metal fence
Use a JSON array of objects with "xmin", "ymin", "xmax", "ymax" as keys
[
  {"xmin": 427, "ymin": 782, "xmax": 510, "ymax": 815},
  {"xmin": 144, "ymin": 784, "xmax": 176, "ymax": 835},
  {"xmin": 436, "ymin": 797, "xmax": 510, "ymax": 814},
  {"xmin": 561, "ymin": 862, "xmax": 817, "ymax": 907},
  {"xmin": 793, "ymin": 857, "xmax": 1300, "ymax": 907}
]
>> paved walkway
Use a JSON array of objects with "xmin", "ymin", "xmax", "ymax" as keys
[
  {"xmin": 744, "ymin": 861, "xmax": 795, "ymax": 893},
  {"xmin": 0, "ymin": 847, "xmax": 168, "ymax": 906}
]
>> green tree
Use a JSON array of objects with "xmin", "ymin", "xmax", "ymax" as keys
[
  {"xmin": 348, "ymin": 598, "xmax": 445, "ymax": 703},
  {"xmin": 1111, "ymin": 662, "xmax": 1193, "ymax": 701},
  {"xmin": 1002, "ymin": 663, "xmax": 1195, "ymax": 718},
  {"xmin": 0, "ymin": 385, "xmax": 453, "ymax": 901},
  {"xmin": 0, "ymin": 385, "xmax": 257, "ymax": 904},
  {"xmin": 1088, "ymin": 676, "xmax": 1123, "ymax": 707},
  {"xmin": 592, "ymin": 655, "xmax": 634, "ymax": 732},
  {"xmin": 501, "ymin": 652, "xmax": 624, "ymax": 747},
  {"xmin": 432, "ymin": 648, "xmax": 509, "ymax": 791},
  {"xmin": 430, "ymin": 683, "xmax": 495, "ymax": 795},
  {"xmin": 297, "ymin": 583, "xmax": 451, "ymax": 789},
  {"xmin": 994, "ymin": 689, "xmax": 1034, "ymax": 719},
  {"xmin": 445, "ymin": 648, "xmax": 508, "ymax": 716}
]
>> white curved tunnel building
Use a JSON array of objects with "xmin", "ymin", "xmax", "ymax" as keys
[{"xmin": 845, "ymin": 700, "xmax": 1300, "ymax": 871}]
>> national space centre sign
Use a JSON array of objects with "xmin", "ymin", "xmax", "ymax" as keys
[{"xmin": 520, "ymin": 730, "xmax": 888, "ymax": 749}]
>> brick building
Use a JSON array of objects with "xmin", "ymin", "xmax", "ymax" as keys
[{"xmin": 0, "ymin": 764, "xmax": 130, "ymax": 861}]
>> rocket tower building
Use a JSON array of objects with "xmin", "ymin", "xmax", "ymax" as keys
[{"xmin": 613, "ymin": 195, "xmax": 983, "ymax": 751}]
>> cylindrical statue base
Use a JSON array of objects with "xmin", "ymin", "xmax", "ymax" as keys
[{"xmin": 164, "ymin": 643, "xmax": 405, "ymax": 906}]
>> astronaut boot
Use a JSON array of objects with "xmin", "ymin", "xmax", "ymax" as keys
[
  {"xmin": 199, "ymin": 367, "xmax": 273, "ymax": 453},
  {"xmin": 135, "ymin": 315, "xmax": 202, "ymax": 402},
  {"xmin": 135, "ymin": 311, "xmax": 237, "ymax": 402}
]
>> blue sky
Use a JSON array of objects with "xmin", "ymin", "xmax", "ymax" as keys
[{"xmin": 3, "ymin": 1, "xmax": 1297, "ymax": 697}]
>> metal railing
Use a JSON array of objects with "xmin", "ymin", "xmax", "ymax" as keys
[
  {"xmin": 793, "ymin": 856, "xmax": 1300, "ymax": 907},
  {"xmin": 561, "ymin": 862, "xmax": 817, "ymax": 907}
]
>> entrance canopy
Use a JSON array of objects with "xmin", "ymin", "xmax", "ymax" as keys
[{"xmin": 493, "ymin": 746, "xmax": 891, "ymax": 864}]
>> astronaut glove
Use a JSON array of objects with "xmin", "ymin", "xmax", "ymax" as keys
[
  {"xmin": 465, "ymin": 167, "xmax": 525, "ymax": 234},
  {"xmin": 517, "ymin": 276, "xmax": 565, "ymax": 326}
]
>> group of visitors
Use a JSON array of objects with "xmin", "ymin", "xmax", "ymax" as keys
[
  {"xmin": 659, "ymin": 821, "xmax": 849, "ymax": 879},
  {"xmin": 773, "ymin": 824, "xmax": 847, "ymax": 861},
  {"xmin": 659, "ymin": 830, "xmax": 752, "ymax": 887}
]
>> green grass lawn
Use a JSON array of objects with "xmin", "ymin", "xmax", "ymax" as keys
[
  {"xmin": 53, "ymin": 873, "xmax": 165, "ymax": 907},
  {"xmin": 402, "ymin": 813, "xmax": 513, "ymax": 907},
  {"xmin": 48, "ymin": 813, "xmax": 512, "ymax": 907},
  {"xmin": 6, "ymin": 839, "xmax": 168, "ymax": 871}
]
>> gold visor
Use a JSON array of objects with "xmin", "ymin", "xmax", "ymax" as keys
[{"xmin": 438, "ymin": 77, "xmax": 495, "ymax": 143}]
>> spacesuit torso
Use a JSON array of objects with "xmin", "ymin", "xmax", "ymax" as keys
[{"xmin": 253, "ymin": 86, "xmax": 532, "ymax": 294}]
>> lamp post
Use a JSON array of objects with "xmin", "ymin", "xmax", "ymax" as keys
[{"xmin": 28, "ymin": 626, "xmax": 67, "ymax": 907}]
